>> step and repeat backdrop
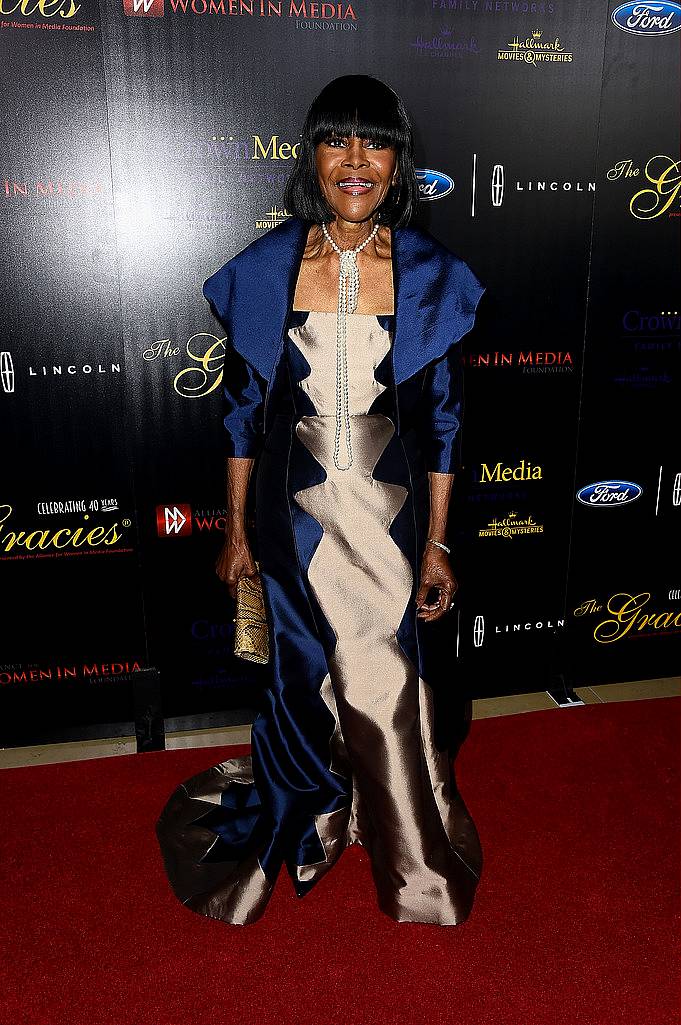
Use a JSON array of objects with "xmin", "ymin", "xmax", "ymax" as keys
[{"xmin": 1, "ymin": 0, "xmax": 679, "ymax": 745}]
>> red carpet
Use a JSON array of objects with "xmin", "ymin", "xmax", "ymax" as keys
[{"xmin": 1, "ymin": 697, "xmax": 678, "ymax": 1025}]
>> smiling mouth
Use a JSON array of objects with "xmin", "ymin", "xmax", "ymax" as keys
[{"xmin": 336, "ymin": 178, "xmax": 376, "ymax": 193}]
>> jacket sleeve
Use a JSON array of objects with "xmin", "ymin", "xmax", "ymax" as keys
[
  {"xmin": 220, "ymin": 342, "xmax": 267, "ymax": 458},
  {"xmin": 419, "ymin": 345, "xmax": 464, "ymax": 474},
  {"xmin": 419, "ymin": 258, "xmax": 485, "ymax": 474},
  {"xmin": 203, "ymin": 266, "xmax": 266, "ymax": 459}
]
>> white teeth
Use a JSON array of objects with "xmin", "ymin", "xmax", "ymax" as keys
[{"xmin": 337, "ymin": 180, "xmax": 374, "ymax": 188}]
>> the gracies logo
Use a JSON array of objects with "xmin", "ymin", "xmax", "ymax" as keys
[
  {"xmin": 0, "ymin": 0, "xmax": 81, "ymax": 17},
  {"xmin": 0, "ymin": 504, "xmax": 129, "ymax": 558},
  {"xmin": 574, "ymin": 592, "xmax": 681, "ymax": 644},
  {"xmin": 607, "ymin": 155, "xmax": 681, "ymax": 219},
  {"xmin": 123, "ymin": 0, "xmax": 164, "ymax": 15},
  {"xmin": 173, "ymin": 334, "xmax": 225, "ymax": 398}
]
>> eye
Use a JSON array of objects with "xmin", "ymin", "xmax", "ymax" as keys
[
  {"xmin": 363, "ymin": 138, "xmax": 385, "ymax": 150},
  {"xmin": 325, "ymin": 135, "xmax": 347, "ymax": 148}
]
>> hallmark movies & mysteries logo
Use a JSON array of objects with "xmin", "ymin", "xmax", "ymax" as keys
[{"xmin": 497, "ymin": 26, "xmax": 573, "ymax": 64}]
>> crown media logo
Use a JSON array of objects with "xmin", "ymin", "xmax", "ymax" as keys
[
  {"xmin": 498, "ymin": 27, "xmax": 574, "ymax": 65},
  {"xmin": 479, "ymin": 460, "xmax": 543, "ymax": 484}
]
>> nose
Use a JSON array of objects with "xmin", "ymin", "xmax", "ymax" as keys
[{"xmin": 342, "ymin": 136, "xmax": 370, "ymax": 169}]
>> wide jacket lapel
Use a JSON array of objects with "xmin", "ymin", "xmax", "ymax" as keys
[
  {"xmin": 203, "ymin": 216, "xmax": 309, "ymax": 386},
  {"xmin": 203, "ymin": 215, "xmax": 485, "ymax": 415},
  {"xmin": 391, "ymin": 225, "xmax": 486, "ymax": 386}
]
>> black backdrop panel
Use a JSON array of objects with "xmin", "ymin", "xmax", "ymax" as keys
[
  {"xmin": 0, "ymin": 1, "xmax": 678, "ymax": 743},
  {"xmin": 1, "ymin": 4, "xmax": 148, "ymax": 744},
  {"xmin": 565, "ymin": 6, "xmax": 680, "ymax": 682}
]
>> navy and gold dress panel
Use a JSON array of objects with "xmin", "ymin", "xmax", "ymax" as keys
[{"xmin": 155, "ymin": 310, "xmax": 482, "ymax": 926}]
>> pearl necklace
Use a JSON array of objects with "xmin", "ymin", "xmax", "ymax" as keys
[{"xmin": 321, "ymin": 219, "xmax": 381, "ymax": 470}]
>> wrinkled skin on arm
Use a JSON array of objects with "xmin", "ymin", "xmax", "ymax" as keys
[
  {"xmin": 415, "ymin": 470, "xmax": 458, "ymax": 622},
  {"xmin": 215, "ymin": 458, "xmax": 458, "ymax": 619},
  {"xmin": 215, "ymin": 456, "xmax": 258, "ymax": 600}
]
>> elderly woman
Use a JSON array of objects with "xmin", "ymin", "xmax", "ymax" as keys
[{"xmin": 156, "ymin": 74, "xmax": 486, "ymax": 926}]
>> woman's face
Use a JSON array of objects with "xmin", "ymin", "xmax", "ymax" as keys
[{"xmin": 315, "ymin": 133, "xmax": 398, "ymax": 225}]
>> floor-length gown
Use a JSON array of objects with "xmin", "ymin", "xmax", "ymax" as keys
[{"xmin": 156, "ymin": 309, "xmax": 483, "ymax": 925}]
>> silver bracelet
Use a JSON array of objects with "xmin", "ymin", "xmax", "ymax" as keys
[{"xmin": 427, "ymin": 538, "xmax": 451, "ymax": 554}]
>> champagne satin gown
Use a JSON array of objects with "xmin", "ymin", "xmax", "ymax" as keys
[{"xmin": 156, "ymin": 308, "xmax": 483, "ymax": 925}]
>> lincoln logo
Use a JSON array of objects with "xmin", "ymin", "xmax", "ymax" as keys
[
  {"xmin": 473, "ymin": 615, "xmax": 485, "ymax": 648},
  {"xmin": 491, "ymin": 164, "xmax": 504, "ymax": 207},
  {"xmin": 0, "ymin": 352, "xmax": 13, "ymax": 394},
  {"xmin": 672, "ymin": 472, "xmax": 681, "ymax": 507},
  {"xmin": 576, "ymin": 481, "xmax": 642, "ymax": 507}
]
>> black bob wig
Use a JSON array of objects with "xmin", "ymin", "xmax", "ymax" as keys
[{"xmin": 283, "ymin": 75, "xmax": 420, "ymax": 229}]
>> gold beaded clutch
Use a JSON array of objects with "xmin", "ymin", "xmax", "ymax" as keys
[{"xmin": 233, "ymin": 562, "xmax": 270, "ymax": 664}]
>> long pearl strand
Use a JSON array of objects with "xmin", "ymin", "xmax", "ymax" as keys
[{"xmin": 322, "ymin": 219, "xmax": 380, "ymax": 470}]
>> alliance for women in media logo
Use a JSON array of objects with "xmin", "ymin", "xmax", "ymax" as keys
[{"xmin": 123, "ymin": 0, "xmax": 360, "ymax": 20}]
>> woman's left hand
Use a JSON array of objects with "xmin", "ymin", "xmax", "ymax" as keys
[{"xmin": 415, "ymin": 545, "xmax": 458, "ymax": 622}]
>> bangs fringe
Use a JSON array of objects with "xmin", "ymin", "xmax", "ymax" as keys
[{"xmin": 309, "ymin": 108, "xmax": 408, "ymax": 150}]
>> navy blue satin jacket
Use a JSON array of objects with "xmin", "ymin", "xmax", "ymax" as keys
[{"xmin": 203, "ymin": 216, "xmax": 485, "ymax": 474}]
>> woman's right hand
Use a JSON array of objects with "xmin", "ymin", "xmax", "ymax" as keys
[{"xmin": 215, "ymin": 530, "xmax": 258, "ymax": 600}]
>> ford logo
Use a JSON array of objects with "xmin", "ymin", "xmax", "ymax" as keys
[
  {"xmin": 416, "ymin": 168, "xmax": 455, "ymax": 201},
  {"xmin": 576, "ymin": 481, "xmax": 643, "ymax": 507},
  {"xmin": 612, "ymin": 2, "xmax": 681, "ymax": 35}
]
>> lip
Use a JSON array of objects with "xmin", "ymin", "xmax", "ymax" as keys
[{"xmin": 335, "ymin": 177, "xmax": 376, "ymax": 194}]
